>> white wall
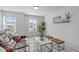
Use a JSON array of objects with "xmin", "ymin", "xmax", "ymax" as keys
[{"xmin": 45, "ymin": 6, "xmax": 79, "ymax": 51}]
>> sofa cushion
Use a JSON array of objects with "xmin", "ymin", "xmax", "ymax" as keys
[
  {"xmin": 2, "ymin": 44, "xmax": 13, "ymax": 52},
  {"xmin": 54, "ymin": 38, "xmax": 64, "ymax": 44},
  {"xmin": 13, "ymin": 34, "xmax": 21, "ymax": 42},
  {"xmin": 46, "ymin": 35, "xmax": 54, "ymax": 39}
]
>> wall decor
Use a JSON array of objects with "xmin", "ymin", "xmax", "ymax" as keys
[
  {"xmin": 65, "ymin": 11, "xmax": 71, "ymax": 21},
  {"xmin": 53, "ymin": 11, "xmax": 71, "ymax": 24},
  {"xmin": 53, "ymin": 16, "xmax": 61, "ymax": 24}
]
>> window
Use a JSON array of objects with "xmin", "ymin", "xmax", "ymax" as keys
[
  {"xmin": 3, "ymin": 16, "xmax": 16, "ymax": 33},
  {"xmin": 29, "ymin": 19, "xmax": 37, "ymax": 32}
]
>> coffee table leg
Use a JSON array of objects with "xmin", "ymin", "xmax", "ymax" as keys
[
  {"xmin": 51, "ymin": 43, "xmax": 53, "ymax": 52},
  {"xmin": 40, "ymin": 45, "xmax": 42, "ymax": 52}
]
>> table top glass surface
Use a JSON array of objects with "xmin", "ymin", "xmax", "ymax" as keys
[{"xmin": 34, "ymin": 37, "xmax": 52, "ymax": 45}]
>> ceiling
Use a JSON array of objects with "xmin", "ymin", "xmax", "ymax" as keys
[{"xmin": 0, "ymin": 6, "xmax": 64, "ymax": 16}]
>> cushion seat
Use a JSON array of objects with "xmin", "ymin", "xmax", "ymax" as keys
[
  {"xmin": 53, "ymin": 38, "xmax": 64, "ymax": 44},
  {"xmin": 46, "ymin": 35, "xmax": 54, "ymax": 39}
]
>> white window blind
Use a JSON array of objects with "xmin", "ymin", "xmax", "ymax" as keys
[{"xmin": 29, "ymin": 18, "xmax": 37, "ymax": 32}]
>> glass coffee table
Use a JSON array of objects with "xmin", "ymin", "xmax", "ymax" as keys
[{"xmin": 33, "ymin": 37, "xmax": 53, "ymax": 52}]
